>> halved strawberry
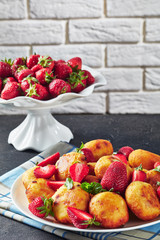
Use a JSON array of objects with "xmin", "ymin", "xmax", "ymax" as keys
[
  {"xmin": 37, "ymin": 152, "xmax": 60, "ymax": 167},
  {"xmin": 101, "ymin": 161, "xmax": 128, "ymax": 194},
  {"xmin": 132, "ymin": 164, "xmax": 146, "ymax": 182},
  {"xmin": 154, "ymin": 162, "xmax": 160, "ymax": 169},
  {"xmin": 69, "ymin": 163, "xmax": 89, "ymax": 183},
  {"xmin": 76, "ymin": 142, "xmax": 96, "ymax": 162},
  {"xmin": 28, "ymin": 196, "xmax": 54, "ymax": 218},
  {"xmin": 118, "ymin": 146, "xmax": 134, "ymax": 160},
  {"xmin": 67, "ymin": 207, "xmax": 100, "ymax": 229},
  {"xmin": 67, "ymin": 57, "xmax": 82, "ymax": 70},
  {"xmin": 26, "ymin": 54, "xmax": 40, "ymax": 69},
  {"xmin": 47, "ymin": 181, "xmax": 65, "ymax": 191},
  {"xmin": 34, "ymin": 165, "xmax": 56, "ymax": 179},
  {"xmin": 113, "ymin": 153, "xmax": 128, "ymax": 165}
]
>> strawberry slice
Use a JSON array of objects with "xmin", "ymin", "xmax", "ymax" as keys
[
  {"xmin": 34, "ymin": 165, "xmax": 56, "ymax": 179},
  {"xmin": 113, "ymin": 153, "xmax": 128, "ymax": 165},
  {"xmin": 67, "ymin": 207, "xmax": 100, "ymax": 229},
  {"xmin": 69, "ymin": 163, "xmax": 89, "ymax": 183},
  {"xmin": 47, "ymin": 180, "xmax": 65, "ymax": 191},
  {"xmin": 28, "ymin": 196, "xmax": 54, "ymax": 218},
  {"xmin": 37, "ymin": 152, "xmax": 60, "ymax": 167},
  {"xmin": 132, "ymin": 164, "xmax": 146, "ymax": 182}
]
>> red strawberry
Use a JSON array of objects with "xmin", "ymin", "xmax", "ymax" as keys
[
  {"xmin": 67, "ymin": 71, "xmax": 87, "ymax": 93},
  {"xmin": 0, "ymin": 61, "xmax": 12, "ymax": 78},
  {"xmin": 67, "ymin": 207, "xmax": 100, "ymax": 229},
  {"xmin": 34, "ymin": 165, "xmax": 56, "ymax": 179},
  {"xmin": 0, "ymin": 78, "xmax": 3, "ymax": 93},
  {"xmin": 3, "ymin": 77, "xmax": 17, "ymax": 84},
  {"xmin": 31, "ymin": 64, "xmax": 43, "ymax": 73},
  {"xmin": 113, "ymin": 153, "xmax": 128, "ymax": 165},
  {"xmin": 69, "ymin": 163, "xmax": 89, "ymax": 183},
  {"xmin": 82, "ymin": 70, "xmax": 95, "ymax": 86},
  {"xmin": 132, "ymin": 164, "xmax": 146, "ymax": 182},
  {"xmin": 47, "ymin": 181, "xmax": 65, "ymax": 191},
  {"xmin": 20, "ymin": 76, "xmax": 38, "ymax": 94},
  {"xmin": 17, "ymin": 69, "xmax": 34, "ymax": 83},
  {"xmin": 49, "ymin": 79, "xmax": 71, "ymax": 98},
  {"xmin": 1, "ymin": 81, "xmax": 21, "ymax": 100},
  {"xmin": 156, "ymin": 182, "xmax": 160, "ymax": 199},
  {"xmin": 38, "ymin": 56, "xmax": 54, "ymax": 70},
  {"xmin": 12, "ymin": 58, "xmax": 26, "ymax": 74},
  {"xmin": 28, "ymin": 196, "xmax": 54, "ymax": 218},
  {"xmin": 54, "ymin": 62, "xmax": 72, "ymax": 80},
  {"xmin": 26, "ymin": 54, "xmax": 40, "ymax": 69},
  {"xmin": 101, "ymin": 161, "xmax": 128, "ymax": 194},
  {"xmin": 35, "ymin": 68, "xmax": 54, "ymax": 85},
  {"xmin": 14, "ymin": 65, "xmax": 28, "ymax": 79},
  {"xmin": 67, "ymin": 57, "xmax": 82, "ymax": 70},
  {"xmin": 26, "ymin": 83, "xmax": 49, "ymax": 100},
  {"xmin": 37, "ymin": 152, "xmax": 60, "ymax": 167},
  {"xmin": 118, "ymin": 146, "xmax": 134, "ymax": 160},
  {"xmin": 154, "ymin": 162, "xmax": 160, "ymax": 168},
  {"xmin": 76, "ymin": 143, "xmax": 95, "ymax": 162}
]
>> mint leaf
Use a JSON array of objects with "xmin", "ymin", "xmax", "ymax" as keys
[
  {"xmin": 81, "ymin": 182, "xmax": 106, "ymax": 195},
  {"xmin": 65, "ymin": 178, "xmax": 73, "ymax": 190}
]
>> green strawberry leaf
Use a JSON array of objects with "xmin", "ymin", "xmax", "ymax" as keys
[{"xmin": 81, "ymin": 216, "xmax": 101, "ymax": 227}]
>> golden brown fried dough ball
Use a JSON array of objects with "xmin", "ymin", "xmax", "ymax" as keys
[
  {"xmin": 95, "ymin": 155, "xmax": 133, "ymax": 182},
  {"xmin": 125, "ymin": 181, "xmax": 160, "ymax": 221},
  {"xmin": 22, "ymin": 166, "xmax": 37, "ymax": 189},
  {"xmin": 26, "ymin": 178, "xmax": 55, "ymax": 203},
  {"xmin": 55, "ymin": 152, "xmax": 86, "ymax": 180},
  {"xmin": 128, "ymin": 149, "xmax": 160, "ymax": 170},
  {"xmin": 52, "ymin": 182, "xmax": 90, "ymax": 224},
  {"xmin": 87, "ymin": 162, "xmax": 96, "ymax": 175},
  {"xmin": 89, "ymin": 192, "xmax": 129, "ymax": 228},
  {"xmin": 146, "ymin": 170, "xmax": 160, "ymax": 191},
  {"xmin": 84, "ymin": 139, "xmax": 113, "ymax": 162},
  {"xmin": 83, "ymin": 175, "xmax": 99, "ymax": 183}
]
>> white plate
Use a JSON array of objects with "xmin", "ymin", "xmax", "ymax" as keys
[{"xmin": 11, "ymin": 174, "xmax": 160, "ymax": 233}]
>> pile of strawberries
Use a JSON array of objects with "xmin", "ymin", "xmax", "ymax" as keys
[{"xmin": 0, "ymin": 54, "xmax": 95, "ymax": 100}]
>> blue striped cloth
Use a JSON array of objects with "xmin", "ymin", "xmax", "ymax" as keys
[{"xmin": 0, "ymin": 142, "xmax": 160, "ymax": 240}]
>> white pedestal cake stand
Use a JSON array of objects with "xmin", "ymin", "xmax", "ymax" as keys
[{"xmin": 0, "ymin": 65, "xmax": 106, "ymax": 152}]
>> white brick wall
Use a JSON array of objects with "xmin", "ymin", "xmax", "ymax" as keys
[{"xmin": 0, "ymin": 0, "xmax": 160, "ymax": 114}]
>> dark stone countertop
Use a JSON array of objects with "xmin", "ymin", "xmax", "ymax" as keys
[{"xmin": 0, "ymin": 114, "xmax": 160, "ymax": 240}]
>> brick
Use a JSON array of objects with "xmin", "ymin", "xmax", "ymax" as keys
[
  {"xmin": 0, "ymin": 20, "xmax": 65, "ymax": 44},
  {"xmin": 0, "ymin": 46, "xmax": 30, "ymax": 60},
  {"xmin": 97, "ymin": 68, "xmax": 142, "ymax": 91},
  {"xmin": 145, "ymin": 68, "xmax": 160, "ymax": 90},
  {"xmin": 107, "ymin": 44, "xmax": 160, "ymax": 67},
  {"xmin": 146, "ymin": 19, "xmax": 160, "ymax": 42},
  {"xmin": 30, "ymin": 0, "xmax": 103, "ymax": 19},
  {"xmin": 109, "ymin": 92, "xmax": 160, "ymax": 114},
  {"xmin": 51, "ymin": 93, "xmax": 107, "ymax": 114},
  {"xmin": 0, "ymin": 0, "xmax": 26, "ymax": 19},
  {"xmin": 32, "ymin": 45, "xmax": 103, "ymax": 68},
  {"xmin": 107, "ymin": 0, "xmax": 160, "ymax": 17},
  {"xmin": 69, "ymin": 19, "xmax": 141, "ymax": 43}
]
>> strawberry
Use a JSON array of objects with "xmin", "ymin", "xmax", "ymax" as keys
[
  {"xmin": 12, "ymin": 58, "xmax": 26, "ymax": 74},
  {"xmin": 47, "ymin": 181, "xmax": 65, "ymax": 191},
  {"xmin": 113, "ymin": 153, "xmax": 128, "ymax": 165},
  {"xmin": 20, "ymin": 76, "xmax": 38, "ymax": 94},
  {"xmin": 0, "ymin": 78, "xmax": 2, "ymax": 93},
  {"xmin": 54, "ymin": 62, "xmax": 72, "ymax": 80},
  {"xmin": 82, "ymin": 70, "xmax": 95, "ymax": 86},
  {"xmin": 26, "ymin": 54, "xmax": 40, "ymax": 69},
  {"xmin": 76, "ymin": 142, "xmax": 96, "ymax": 162},
  {"xmin": 38, "ymin": 56, "xmax": 54, "ymax": 70},
  {"xmin": 69, "ymin": 163, "xmax": 89, "ymax": 183},
  {"xmin": 0, "ymin": 61, "xmax": 12, "ymax": 78},
  {"xmin": 14, "ymin": 65, "xmax": 28, "ymax": 80},
  {"xmin": 132, "ymin": 164, "xmax": 146, "ymax": 182},
  {"xmin": 26, "ymin": 83, "xmax": 49, "ymax": 100},
  {"xmin": 37, "ymin": 152, "xmax": 60, "ymax": 167},
  {"xmin": 35, "ymin": 68, "xmax": 54, "ymax": 85},
  {"xmin": 156, "ymin": 182, "xmax": 160, "ymax": 199},
  {"xmin": 31, "ymin": 64, "xmax": 43, "ymax": 73},
  {"xmin": 67, "ymin": 71, "xmax": 87, "ymax": 93},
  {"xmin": 17, "ymin": 69, "xmax": 34, "ymax": 83},
  {"xmin": 67, "ymin": 57, "xmax": 82, "ymax": 70},
  {"xmin": 101, "ymin": 161, "xmax": 128, "ymax": 194},
  {"xmin": 28, "ymin": 196, "xmax": 54, "ymax": 218},
  {"xmin": 34, "ymin": 165, "xmax": 56, "ymax": 179},
  {"xmin": 49, "ymin": 79, "xmax": 71, "ymax": 98},
  {"xmin": 118, "ymin": 146, "xmax": 134, "ymax": 160},
  {"xmin": 67, "ymin": 207, "xmax": 100, "ymax": 229},
  {"xmin": 154, "ymin": 162, "xmax": 160, "ymax": 169},
  {"xmin": 3, "ymin": 77, "xmax": 17, "ymax": 85},
  {"xmin": 1, "ymin": 81, "xmax": 21, "ymax": 100}
]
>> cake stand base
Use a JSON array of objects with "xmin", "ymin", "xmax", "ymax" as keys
[{"xmin": 8, "ymin": 109, "xmax": 73, "ymax": 152}]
